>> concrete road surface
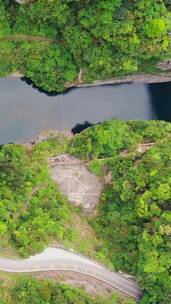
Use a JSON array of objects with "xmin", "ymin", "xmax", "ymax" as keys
[{"xmin": 0, "ymin": 248, "xmax": 142, "ymax": 300}]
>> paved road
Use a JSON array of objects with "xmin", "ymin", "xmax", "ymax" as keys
[{"xmin": 0, "ymin": 248, "xmax": 142, "ymax": 300}]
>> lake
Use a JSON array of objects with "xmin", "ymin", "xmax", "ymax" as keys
[{"xmin": 0, "ymin": 78, "xmax": 171, "ymax": 145}]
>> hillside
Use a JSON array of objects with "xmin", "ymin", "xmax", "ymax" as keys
[
  {"xmin": 0, "ymin": 119, "xmax": 170, "ymax": 303},
  {"xmin": 0, "ymin": 0, "xmax": 171, "ymax": 92},
  {"xmin": 0, "ymin": 275, "xmax": 134, "ymax": 304},
  {"xmin": 72, "ymin": 119, "xmax": 171, "ymax": 304}
]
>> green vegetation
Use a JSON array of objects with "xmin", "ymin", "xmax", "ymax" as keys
[
  {"xmin": 72, "ymin": 119, "xmax": 171, "ymax": 158},
  {"xmin": 0, "ymin": 275, "xmax": 135, "ymax": 304},
  {"xmin": 0, "ymin": 134, "xmax": 109, "ymax": 264},
  {"xmin": 0, "ymin": 1, "xmax": 171, "ymax": 303},
  {"xmin": 72, "ymin": 119, "xmax": 171, "ymax": 304},
  {"xmin": 0, "ymin": 0, "xmax": 171, "ymax": 92},
  {"xmin": 0, "ymin": 134, "xmax": 71, "ymax": 257},
  {"xmin": 0, "ymin": 119, "xmax": 170, "ymax": 303}
]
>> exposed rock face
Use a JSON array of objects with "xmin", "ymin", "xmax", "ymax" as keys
[{"xmin": 48, "ymin": 154, "xmax": 102, "ymax": 213}]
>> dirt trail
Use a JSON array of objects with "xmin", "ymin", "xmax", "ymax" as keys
[{"xmin": 0, "ymin": 34, "xmax": 56, "ymax": 43}]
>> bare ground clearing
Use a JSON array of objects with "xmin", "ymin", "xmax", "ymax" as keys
[{"xmin": 48, "ymin": 154, "xmax": 103, "ymax": 213}]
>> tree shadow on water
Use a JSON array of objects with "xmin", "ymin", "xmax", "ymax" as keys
[
  {"xmin": 71, "ymin": 121, "xmax": 93, "ymax": 134},
  {"xmin": 148, "ymin": 82, "xmax": 171, "ymax": 122}
]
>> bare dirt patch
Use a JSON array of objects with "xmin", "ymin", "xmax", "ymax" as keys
[
  {"xmin": 0, "ymin": 34, "xmax": 56, "ymax": 43},
  {"xmin": 48, "ymin": 154, "xmax": 103, "ymax": 213}
]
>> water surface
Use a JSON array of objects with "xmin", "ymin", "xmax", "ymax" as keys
[{"xmin": 0, "ymin": 78, "xmax": 171, "ymax": 145}]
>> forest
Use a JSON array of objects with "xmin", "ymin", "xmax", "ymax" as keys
[
  {"xmin": 0, "ymin": 0, "xmax": 171, "ymax": 303},
  {"xmin": 0, "ymin": 0, "xmax": 171, "ymax": 92},
  {"xmin": 0, "ymin": 119, "xmax": 170, "ymax": 303},
  {"xmin": 72, "ymin": 119, "xmax": 171, "ymax": 304}
]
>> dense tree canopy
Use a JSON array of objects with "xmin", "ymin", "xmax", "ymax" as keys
[
  {"xmin": 72, "ymin": 119, "xmax": 171, "ymax": 304},
  {"xmin": 0, "ymin": 119, "xmax": 170, "ymax": 303},
  {"xmin": 0, "ymin": 0, "xmax": 170, "ymax": 92},
  {"xmin": 0, "ymin": 135, "xmax": 74, "ymax": 256}
]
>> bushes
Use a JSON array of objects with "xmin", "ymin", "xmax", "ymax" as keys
[
  {"xmin": 0, "ymin": 140, "xmax": 71, "ymax": 256},
  {"xmin": 82, "ymin": 125, "xmax": 171, "ymax": 303},
  {"xmin": 0, "ymin": 119, "xmax": 171, "ymax": 303},
  {"xmin": 0, "ymin": 0, "xmax": 11, "ymax": 35},
  {"xmin": 72, "ymin": 119, "xmax": 171, "ymax": 159},
  {"xmin": 71, "ymin": 119, "xmax": 140, "ymax": 159},
  {"xmin": 127, "ymin": 120, "xmax": 171, "ymax": 141},
  {"xmin": 0, "ymin": 276, "xmax": 135, "ymax": 304},
  {"xmin": 72, "ymin": 119, "xmax": 171, "ymax": 303}
]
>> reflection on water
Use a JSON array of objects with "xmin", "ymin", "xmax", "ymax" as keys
[{"xmin": 0, "ymin": 78, "xmax": 170, "ymax": 145}]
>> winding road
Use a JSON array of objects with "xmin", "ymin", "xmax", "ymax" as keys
[{"xmin": 0, "ymin": 248, "xmax": 142, "ymax": 300}]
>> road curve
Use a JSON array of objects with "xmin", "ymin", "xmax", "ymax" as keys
[{"xmin": 0, "ymin": 248, "xmax": 142, "ymax": 300}]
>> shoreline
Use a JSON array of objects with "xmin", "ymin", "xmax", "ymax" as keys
[
  {"xmin": 79, "ymin": 73, "xmax": 171, "ymax": 86},
  {"xmin": 7, "ymin": 72, "xmax": 171, "ymax": 89},
  {"xmin": 22, "ymin": 129, "xmax": 73, "ymax": 149},
  {"xmin": 67, "ymin": 73, "xmax": 171, "ymax": 89},
  {"xmin": 2, "ymin": 72, "xmax": 171, "ymax": 147}
]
